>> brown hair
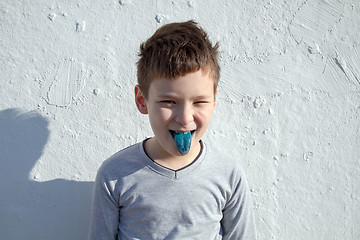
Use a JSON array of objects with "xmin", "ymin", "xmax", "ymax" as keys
[{"xmin": 137, "ymin": 20, "xmax": 220, "ymax": 98}]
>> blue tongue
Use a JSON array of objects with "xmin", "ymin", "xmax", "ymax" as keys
[{"xmin": 174, "ymin": 131, "xmax": 192, "ymax": 154}]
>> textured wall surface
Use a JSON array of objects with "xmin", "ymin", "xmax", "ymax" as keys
[{"xmin": 1, "ymin": 0, "xmax": 359, "ymax": 239}]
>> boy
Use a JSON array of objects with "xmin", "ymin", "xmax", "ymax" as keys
[{"xmin": 89, "ymin": 20, "xmax": 256, "ymax": 239}]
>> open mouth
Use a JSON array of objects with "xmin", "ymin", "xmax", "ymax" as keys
[
  {"xmin": 169, "ymin": 130, "xmax": 195, "ymax": 154},
  {"xmin": 169, "ymin": 130, "xmax": 195, "ymax": 138}
]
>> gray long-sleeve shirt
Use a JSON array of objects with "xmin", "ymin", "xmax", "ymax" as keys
[{"xmin": 88, "ymin": 140, "xmax": 256, "ymax": 239}]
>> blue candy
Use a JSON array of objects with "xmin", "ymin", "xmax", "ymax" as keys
[{"xmin": 174, "ymin": 131, "xmax": 192, "ymax": 154}]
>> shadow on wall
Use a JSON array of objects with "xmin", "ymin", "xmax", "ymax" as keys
[{"xmin": 0, "ymin": 109, "xmax": 94, "ymax": 240}]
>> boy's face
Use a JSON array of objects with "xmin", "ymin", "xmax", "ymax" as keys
[{"xmin": 135, "ymin": 69, "xmax": 217, "ymax": 158}]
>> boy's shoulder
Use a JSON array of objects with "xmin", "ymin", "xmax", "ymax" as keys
[
  {"xmin": 203, "ymin": 142, "xmax": 247, "ymax": 178},
  {"xmin": 97, "ymin": 141, "xmax": 145, "ymax": 179}
]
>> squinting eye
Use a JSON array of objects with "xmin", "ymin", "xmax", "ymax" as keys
[
  {"xmin": 160, "ymin": 100, "xmax": 176, "ymax": 104},
  {"xmin": 194, "ymin": 101, "xmax": 208, "ymax": 105}
]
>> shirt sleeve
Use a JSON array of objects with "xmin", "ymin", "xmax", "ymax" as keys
[
  {"xmin": 88, "ymin": 165, "xmax": 120, "ymax": 240},
  {"xmin": 221, "ymin": 169, "xmax": 257, "ymax": 240}
]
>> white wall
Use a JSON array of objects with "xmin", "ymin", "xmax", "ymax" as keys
[{"xmin": 1, "ymin": 0, "xmax": 359, "ymax": 239}]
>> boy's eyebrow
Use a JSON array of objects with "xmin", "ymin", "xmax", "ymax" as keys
[
  {"xmin": 157, "ymin": 94, "xmax": 214, "ymax": 99},
  {"xmin": 193, "ymin": 95, "xmax": 214, "ymax": 99},
  {"xmin": 156, "ymin": 94, "xmax": 177, "ymax": 99}
]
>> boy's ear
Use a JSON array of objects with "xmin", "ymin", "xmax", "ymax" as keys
[{"xmin": 135, "ymin": 85, "xmax": 148, "ymax": 114}]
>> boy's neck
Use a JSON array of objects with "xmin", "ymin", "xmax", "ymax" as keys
[{"xmin": 144, "ymin": 138, "xmax": 202, "ymax": 171}]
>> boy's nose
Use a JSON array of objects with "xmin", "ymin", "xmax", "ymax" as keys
[{"xmin": 175, "ymin": 104, "xmax": 194, "ymax": 126}]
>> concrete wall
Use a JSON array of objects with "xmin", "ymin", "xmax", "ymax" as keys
[{"xmin": 1, "ymin": 0, "xmax": 359, "ymax": 239}]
